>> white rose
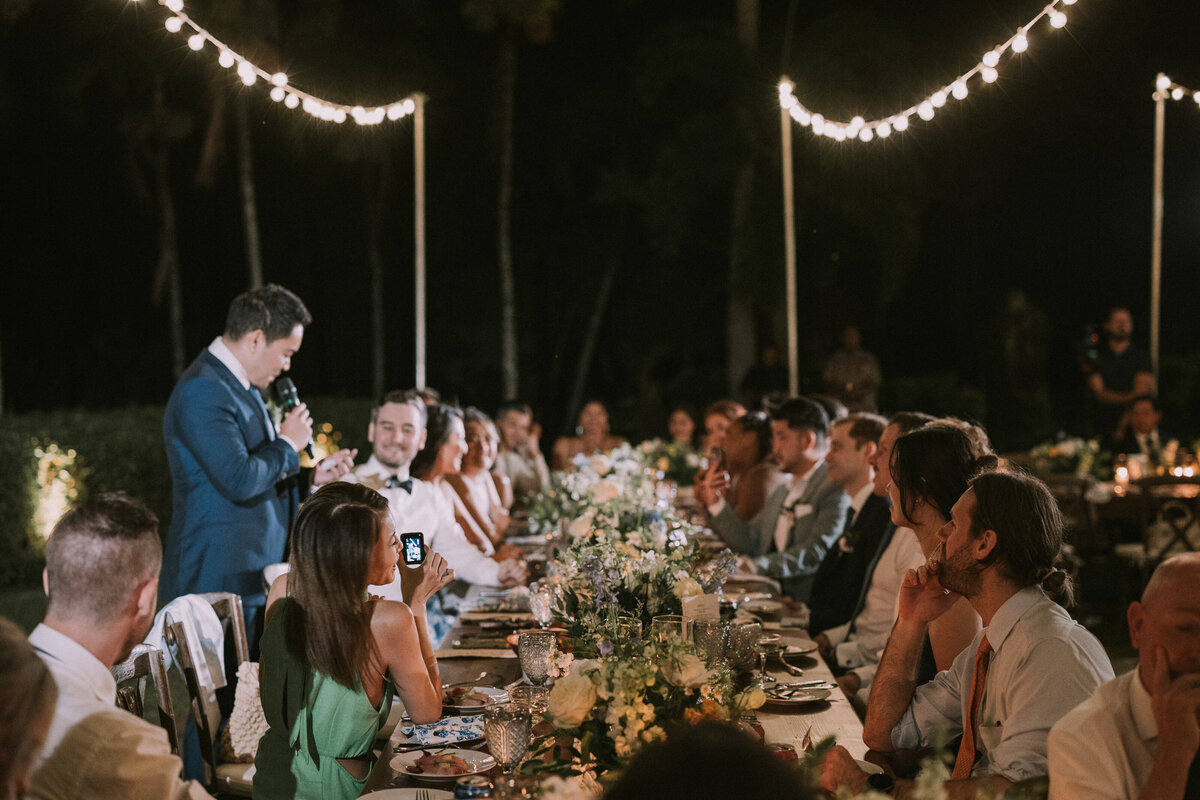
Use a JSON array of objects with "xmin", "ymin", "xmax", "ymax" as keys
[
  {"xmin": 547, "ymin": 670, "xmax": 598, "ymax": 728},
  {"xmin": 672, "ymin": 576, "xmax": 703, "ymax": 601},
  {"xmin": 663, "ymin": 653, "xmax": 710, "ymax": 688},
  {"xmin": 589, "ymin": 454, "xmax": 612, "ymax": 476},
  {"xmin": 567, "ymin": 510, "xmax": 596, "ymax": 540},
  {"xmin": 592, "ymin": 479, "xmax": 621, "ymax": 503}
]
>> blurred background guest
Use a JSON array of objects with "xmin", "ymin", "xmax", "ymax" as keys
[
  {"xmin": 700, "ymin": 399, "xmax": 746, "ymax": 455},
  {"xmin": 667, "ymin": 406, "xmax": 697, "ymax": 447},
  {"xmin": 492, "ymin": 401, "xmax": 550, "ymax": 507},
  {"xmin": 696, "ymin": 411, "xmax": 786, "ymax": 522},
  {"xmin": 808, "ymin": 393, "xmax": 849, "ymax": 424},
  {"xmin": 552, "ymin": 400, "xmax": 627, "ymax": 471},
  {"xmin": 1110, "ymin": 394, "xmax": 1174, "ymax": 459},
  {"xmin": 445, "ymin": 407, "xmax": 512, "ymax": 549},
  {"xmin": 0, "ymin": 617, "xmax": 56, "ymax": 800},
  {"xmin": 1087, "ymin": 307, "xmax": 1155, "ymax": 440},
  {"xmin": 823, "ymin": 325, "xmax": 882, "ymax": 413}
]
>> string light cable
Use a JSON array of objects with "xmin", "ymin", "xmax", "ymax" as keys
[
  {"xmin": 135, "ymin": 0, "xmax": 420, "ymax": 125},
  {"xmin": 778, "ymin": 0, "xmax": 1084, "ymax": 143},
  {"xmin": 1155, "ymin": 74, "xmax": 1200, "ymax": 106}
]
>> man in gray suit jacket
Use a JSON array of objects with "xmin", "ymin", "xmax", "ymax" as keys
[{"xmin": 708, "ymin": 396, "xmax": 850, "ymax": 601}]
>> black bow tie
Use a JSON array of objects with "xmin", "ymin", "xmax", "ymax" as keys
[{"xmin": 385, "ymin": 476, "xmax": 413, "ymax": 493}]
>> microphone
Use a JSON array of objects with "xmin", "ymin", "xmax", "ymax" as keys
[{"xmin": 274, "ymin": 376, "xmax": 313, "ymax": 458}]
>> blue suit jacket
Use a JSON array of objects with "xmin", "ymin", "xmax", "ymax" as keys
[{"xmin": 161, "ymin": 350, "xmax": 302, "ymax": 626}]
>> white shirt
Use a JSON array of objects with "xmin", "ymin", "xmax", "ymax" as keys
[
  {"xmin": 29, "ymin": 624, "xmax": 118, "ymax": 769},
  {"xmin": 892, "ymin": 585, "xmax": 1114, "ymax": 782},
  {"xmin": 207, "ymin": 336, "xmax": 250, "ymax": 391},
  {"xmin": 464, "ymin": 471, "xmax": 494, "ymax": 518},
  {"xmin": 342, "ymin": 456, "xmax": 501, "ymax": 596},
  {"xmin": 1047, "ymin": 669, "xmax": 1158, "ymax": 800},
  {"xmin": 774, "ymin": 462, "xmax": 820, "ymax": 553},
  {"xmin": 823, "ymin": 526, "xmax": 924, "ymax": 687},
  {"xmin": 847, "ymin": 482, "xmax": 875, "ymax": 527}
]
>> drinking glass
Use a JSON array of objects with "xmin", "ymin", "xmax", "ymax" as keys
[
  {"xmin": 615, "ymin": 614, "xmax": 642, "ymax": 642},
  {"xmin": 528, "ymin": 582, "xmax": 554, "ymax": 629},
  {"xmin": 757, "ymin": 632, "xmax": 784, "ymax": 687},
  {"xmin": 484, "ymin": 702, "xmax": 531, "ymax": 775},
  {"xmin": 508, "ymin": 683, "xmax": 551, "ymax": 714},
  {"xmin": 518, "ymin": 630, "xmax": 557, "ymax": 686},
  {"xmin": 691, "ymin": 619, "xmax": 730, "ymax": 666},
  {"xmin": 650, "ymin": 614, "xmax": 689, "ymax": 643},
  {"xmin": 730, "ymin": 620, "xmax": 762, "ymax": 671}
]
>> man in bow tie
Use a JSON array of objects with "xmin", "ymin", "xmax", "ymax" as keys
[
  {"xmin": 341, "ymin": 391, "xmax": 524, "ymax": 600},
  {"xmin": 161, "ymin": 285, "xmax": 356, "ymax": 648}
]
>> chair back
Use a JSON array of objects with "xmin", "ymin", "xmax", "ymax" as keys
[
  {"xmin": 110, "ymin": 644, "xmax": 180, "ymax": 754},
  {"xmin": 1133, "ymin": 477, "xmax": 1200, "ymax": 561},
  {"xmin": 197, "ymin": 590, "xmax": 251, "ymax": 668}
]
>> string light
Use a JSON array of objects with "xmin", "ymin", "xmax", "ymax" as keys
[
  {"xmin": 139, "ymin": 0, "xmax": 420, "ymax": 126},
  {"xmin": 1155, "ymin": 74, "xmax": 1200, "ymax": 107},
  {"xmin": 779, "ymin": 0, "xmax": 1081, "ymax": 143}
]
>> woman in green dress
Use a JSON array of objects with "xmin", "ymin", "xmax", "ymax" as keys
[{"xmin": 254, "ymin": 482, "xmax": 452, "ymax": 799}]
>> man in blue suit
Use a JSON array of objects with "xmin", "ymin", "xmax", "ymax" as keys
[
  {"xmin": 161, "ymin": 284, "xmax": 355, "ymax": 646},
  {"xmin": 707, "ymin": 396, "xmax": 850, "ymax": 602}
]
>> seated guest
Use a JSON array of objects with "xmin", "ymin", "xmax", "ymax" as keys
[
  {"xmin": 1048, "ymin": 552, "xmax": 1200, "ymax": 800},
  {"xmin": 492, "ymin": 401, "xmax": 550, "ymax": 506},
  {"xmin": 342, "ymin": 392, "xmax": 524, "ymax": 593},
  {"xmin": 444, "ymin": 407, "xmax": 512, "ymax": 548},
  {"xmin": 603, "ymin": 722, "xmax": 813, "ymax": 800},
  {"xmin": 808, "ymin": 393, "xmax": 849, "ymax": 424},
  {"xmin": 667, "ymin": 406, "xmax": 697, "ymax": 447},
  {"xmin": 1, "ymin": 618, "xmax": 56, "ymax": 800},
  {"xmin": 696, "ymin": 411, "xmax": 788, "ymax": 522},
  {"xmin": 552, "ymin": 400, "xmax": 627, "ymax": 471},
  {"xmin": 822, "ymin": 470, "xmax": 1114, "ymax": 797},
  {"xmin": 707, "ymin": 397, "xmax": 849, "ymax": 602},
  {"xmin": 1111, "ymin": 394, "xmax": 1174, "ymax": 459},
  {"xmin": 28, "ymin": 492, "xmax": 214, "ymax": 799},
  {"xmin": 255, "ymin": 483, "xmax": 451, "ymax": 799},
  {"xmin": 806, "ymin": 412, "xmax": 892, "ymax": 635},
  {"xmin": 700, "ymin": 399, "xmax": 746, "ymax": 454}
]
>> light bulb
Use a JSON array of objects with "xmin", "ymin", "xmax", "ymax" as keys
[
  {"xmin": 859, "ymin": 127, "xmax": 873, "ymax": 142},
  {"xmin": 893, "ymin": 115, "xmax": 909, "ymax": 132},
  {"xmin": 1193, "ymin": 92, "xmax": 1200, "ymax": 105},
  {"xmin": 877, "ymin": 122, "xmax": 892, "ymax": 138},
  {"xmin": 931, "ymin": 91, "xmax": 947, "ymax": 107},
  {"xmin": 812, "ymin": 118, "xmax": 826, "ymax": 135},
  {"xmin": 387, "ymin": 104, "xmax": 404, "ymax": 121},
  {"xmin": 238, "ymin": 61, "xmax": 256, "ymax": 86},
  {"xmin": 1049, "ymin": 11, "xmax": 1067, "ymax": 28},
  {"xmin": 1013, "ymin": 30, "xmax": 1028, "ymax": 52},
  {"xmin": 779, "ymin": 80, "xmax": 794, "ymax": 96},
  {"xmin": 187, "ymin": 34, "xmax": 204, "ymax": 51},
  {"xmin": 218, "ymin": 50, "xmax": 235, "ymax": 69},
  {"xmin": 918, "ymin": 102, "xmax": 935, "ymax": 121},
  {"xmin": 850, "ymin": 115, "xmax": 865, "ymax": 129},
  {"xmin": 951, "ymin": 82, "xmax": 968, "ymax": 100},
  {"xmin": 164, "ymin": 16, "xmax": 183, "ymax": 33},
  {"xmin": 982, "ymin": 50, "xmax": 1000, "ymax": 68},
  {"xmin": 797, "ymin": 109, "xmax": 811, "ymax": 126},
  {"xmin": 284, "ymin": 93, "xmax": 300, "ymax": 109},
  {"xmin": 403, "ymin": 99, "xmax": 416, "ymax": 114},
  {"xmin": 831, "ymin": 126, "xmax": 846, "ymax": 142},
  {"xmin": 982, "ymin": 67, "xmax": 999, "ymax": 83},
  {"xmin": 781, "ymin": 94, "xmax": 797, "ymax": 110},
  {"xmin": 1156, "ymin": 75, "xmax": 1172, "ymax": 91},
  {"xmin": 1172, "ymin": 87, "xmax": 1184, "ymax": 100},
  {"xmin": 333, "ymin": 109, "xmax": 347, "ymax": 124},
  {"xmin": 270, "ymin": 87, "xmax": 285, "ymax": 102},
  {"xmin": 164, "ymin": 0, "xmax": 183, "ymax": 11},
  {"xmin": 271, "ymin": 72, "xmax": 288, "ymax": 87},
  {"xmin": 1062, "ymin": 0, "xmax": 1076, "ymax": 4}
]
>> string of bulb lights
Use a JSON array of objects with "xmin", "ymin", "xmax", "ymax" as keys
[
  {"xmin": 778, "ymin": 0, "xmax": 1085, "ymax": 143},
  {"xmin": 1156, "ymin": 74, "xmax": 1200, "ymax": 105},
  {"xmin": 136, "ymin": 0, "xmax": 419, "ymax": 125}
]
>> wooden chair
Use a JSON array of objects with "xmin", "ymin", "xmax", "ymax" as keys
[
  {"xmin": 1113, "ymin": 477, "xmax": 1200, "ymax": 605},
  {"xmin": 111, "ymin": 644, "xmax": 180, "ymax": 755},
  {"xmin": 164, "ymin": 593, "xmax": 254, "ymax": 797}
]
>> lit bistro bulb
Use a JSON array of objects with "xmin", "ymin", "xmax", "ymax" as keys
[
  {"xmin": 187, "ymin": 33, "xmax": 204, "ymax": 51},
  {"xmin": 858, "ymin": 127, "xmax": 874, "ymax": 142},
  {"xmin": 931, "ymin": 90, "xmax": 947, "ymax": 107},
  {"xmin": 1012, "ymin": 30, "xmax": 1029, "ymax": 52},
  {"xmin": 831, "ymin": 126, "xmax": 846, "ymax": 142},
  {"xmin": 951, "ymin": 81, "xmax": 968, "ymax": 100},
  {"xmin": 164, "ymin": 0, "xmax": 184, "ymax": 12},
  {"xmin": 982, "ymin": 50, "xmax": 1000, "ymax": 68},
  {"xmin": 270, "ymin": 87, "xmax": 285, "ymax": 102},
  {"xmin": 387, "ymin": 103, "xmax": 405, "ymax": 121},
  {"xmin": 918, "ymin": 102, "xmax": 935, "ymax": 121},
  {"xmin": 1193, "ymin": 92, "xmax": 1200, "ymax": 105},
  {"xmin": 164, "ymin": 16, "xmax": 183, "ymax": 33},
  {"xmin": 238, "ymin": 61, "xmax": 256, "ymax": 86},
  {"xmin": 333, "ymin": 109, "xmax": 347, "ymax": 124},
  {"xmin": 877, "ymin": 121, "xmax": 892, "ymax": 138},
  {"xmin": 1156, "ymin": 74, "xmax": 1172, "ymax": 91},
  {"xmin": 284, "ymin": 93, "xmax": 300, "ymax": 109},
  {"xmin": 402, "ymin": 99, "xmax": 416, "ymax": 114},
  {"xmin": 982, "ymin": 66, "xmax": 999, "ymax": 83},
  {"xmin": 271, "ymin": 72, "xmax": 288, "ymax": 87},
  {"xmin": 893, "ymin": 115, "xmax": 910, "ymax": 131},
  {"xmin": 218, "ymin": 50, "xmax": 235, "ymax": 69},
  {"xmin": 778, "ymin": 80, "xmax": 794, "ymax": 98},
  {"xmin": 1172, "ymin": 87, "xmax": 1184, "ymax": 100},
  {"xmin": 1049, "ymin": 10, "xmax": 1067, "ymax": 28},
  {"xmin": 1061, "ymin": 0, "xmax": 1076, "ymax": 4}
]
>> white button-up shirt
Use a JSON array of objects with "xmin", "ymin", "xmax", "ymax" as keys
[
  {"xmin": 29, "ymin": 623, "xmax": 118, "ymax": 768},
  {"xmin": 892, "ymin": 585, "xmax": 1114, "ymax": 782}
]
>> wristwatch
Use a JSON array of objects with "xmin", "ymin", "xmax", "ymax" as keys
[{"xmin": 867, "ymin": 772, "xmax": 895, "ymax": 793}]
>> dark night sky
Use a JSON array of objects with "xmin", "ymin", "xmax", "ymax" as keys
[{"xmin": 1, "ymin": 0, "xmax": 1198, "ymax": 449}]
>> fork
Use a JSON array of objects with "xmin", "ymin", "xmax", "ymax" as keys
[{"xmin": 416, "ymin": 791, "xmax": 431, "ymax": 800}]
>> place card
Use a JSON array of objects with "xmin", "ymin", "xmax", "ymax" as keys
[{"xmin": 681, "ymin": 593, "xmax": 719, "ymax": 624}]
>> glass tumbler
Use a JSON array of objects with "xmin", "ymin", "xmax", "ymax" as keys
[{"xmin": 517, "ymin": 629, "xmax": 557, "ymax": 686}]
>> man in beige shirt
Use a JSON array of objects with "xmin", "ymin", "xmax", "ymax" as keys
[{"xmin": 28, "ymin": 492, "xmax": 212, "ymax": 800}]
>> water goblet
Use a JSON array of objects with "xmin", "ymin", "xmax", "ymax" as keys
[
  {"xmin": 614, "ymin": 614, "xmax": 642, "ymax": 642},
  {"xmin": 484, "ymin": 702, "xmax": 532, "ymax": 778},
  {"xmin": 730, "ymin": 620, "xmax": 762, "ymax": 672},
  {"xmin": 528, "ymin": 582, "xmax": 555, "ymax": 629},
  {"xmin": 508, "ymin": 683, "xmax": 551, "ymax": 714},
  {"xmin": 650, "ymin": 614, "xmax": 689, "ymax": 643},
  {"xmin": 757, "ymin": 632, "xmax": 784, "ymax": 687},
  {"xmin": 518, "ymin": 629, "xmax": 557, "ymax": 686},
  {"xmin": 691, "ymin": 619, "xmax": 730, "ymax": 666}
]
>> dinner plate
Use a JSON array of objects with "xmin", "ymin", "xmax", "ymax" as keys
[
  {"xmin": 441, "ymin": 684, "xmax": 509, "ymax": 714},
  {"xmin": 742, "ymin": 599, "xmax": 784, "ymax": 615},
  {"xmin": 783, "ymin": 638, "xmax": 819, "ymax": 656},
  {"xmin": 367, "ymin": 789, "xmax": 454, "ymax": 799},
  {"xmin": 763, "ymin": 686, "xmax": 832, "ymax": 706},
  {"xmin": 390, "ymin": 748, "xmax": 497, "ymax": 782}
]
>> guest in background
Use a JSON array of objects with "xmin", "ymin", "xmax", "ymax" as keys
[
  {"xmin": 444, "ymin": 407, "xmax": 512, "ymax": 548},
  {"xmin": 0, "ymin": 618, "xmax": 56, "ymax": 800},
  {"xmin": 700, "ymin": 399, "xmax": 746, "ymax": 454},
  {"xmin": 696, "ymin": 411, "xmax": 787, "ymax": 522},
  {"xmin": 823, "ymin": 325, "xmax": 882, "ymax": 413},
  {"xmin": 1110, "ymin": 395, "xmax": 1174, "ymax": 459},
  {"xmin": 492, "ymin": 401, "xmax": 550, "ymax": 506},
  {"xmin": 667, "ymin": 406, "xmax": 697, "ymax": 447},
  {"xmin": 1088, "ymin": 307, "xmax": 1156, "ymax": 440},
  {"xmin": 29, "ymin": 492, "xmax": 213, "ymax": 800},
  {"xmin": 255, "ymin": 483, "xmax": 451, "ymax": 800},
  {"xmin": 552, "ymin": 400, "xmax": 627, "ymax": 472},
  {"xmin": 1048, "ymin": 552, "xmax": 1200, "ymax": 800}
]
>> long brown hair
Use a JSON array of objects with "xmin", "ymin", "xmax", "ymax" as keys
[
  {"xmin": 0, "ymin": 616, "xmax": 57, "ymax": 795},
  {"xmin": 285, "ymin": 483, "xmax": 389, "ymax": 689}
]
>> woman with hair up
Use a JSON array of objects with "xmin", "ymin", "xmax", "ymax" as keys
[
  {"xmin": 551, "ymin": 400, "xmax": 627, "ymax": 472},
  {"xmin": 696, "ymin": 411, "xmax": 787, "ymax": 522},
  {"xmin": 254, "ymin": 482, "xmax": 453, "ymax": 800},
  {"xmin": 0, "ymin": 617, "xmax": 57, "ymax": 800},
  {"xmin": 887, "ymin": 421, "xmax": 989, "ymax": 672}
]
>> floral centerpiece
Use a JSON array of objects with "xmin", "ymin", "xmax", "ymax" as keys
[
  {"xmin": 637, "ymin": 438, "xmax": 701, "ymax": 485},
  {"xmin": 1027, "ymin": 436, "xmax": 1112, "ymax": 480},
  {"xmin": 527, "ymin": 445, "xmax": 656, "ymax": 537}
]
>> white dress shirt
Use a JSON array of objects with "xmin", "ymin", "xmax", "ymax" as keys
[
  {"xmin": 464, "ymin": 471, "xmax": 495, "ymax": 518},
  {"xmin": 822, "ymin": 526, "xmax": 924, "ymax": 687},
  {"xmin": 846, "ymin": 482, "xmax": 875, "ymax": 528},
  {"xmin": 1047, "ymin": 669, "xmax": 1158, "ymax": 800},
  {"xmin": 892, "ymin": 585, "xmax": 1114, "ymax": 782},
  {"xmin": 342, "ymin": 456, "xmax": 501, "ymax": 596}
]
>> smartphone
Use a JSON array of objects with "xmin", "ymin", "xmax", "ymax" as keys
[{"xmin": 400, "ymin": 532, "xmax": 425, "ymax": 566}]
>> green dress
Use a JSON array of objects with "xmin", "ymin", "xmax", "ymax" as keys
[{"xmin": 254, "ymin": 598, "xmax": 395, "ymax": 799}]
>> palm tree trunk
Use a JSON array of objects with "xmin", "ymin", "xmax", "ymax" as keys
[
  {"xmin": 563, "ymin": 223, "xmax": 623, "ymax": 435},
  {"xmin": 727, "ymin": 0, "xmax": 760, "ymax": 396},
  {"xmin": 498, "ymin": 26, "xmax": 519, "ymax": 399},
  {"xmin": 234, "ymin": 93, "xmax": 264, "ymax": 289},
  {"xmin": 366, "ymin": 150, "xmax": 393, "ymax": 399}
]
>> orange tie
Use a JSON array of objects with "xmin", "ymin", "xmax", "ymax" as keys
[{"xmin": 952, "ymin": 636, "xmax": 992, "ymax": 780}]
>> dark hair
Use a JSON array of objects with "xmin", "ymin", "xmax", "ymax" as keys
[
  {"xmin": 834, "ymin": 412, "xmax": 887, "ymax": 448},
  {"xmin": 891, "ymin": 422, "xmax": 996, "ymax": 524},
  {"xmin": 411, "ymin": 404, "xmax": 463, "ymax": 480},
  {"xmin": 1106, "ymin": 306, "xmax": 1132, "ymax": 323},
  {"xmin": 889, "ymin": 411, "xmax": 937, "ymax": 435},
  {"xmin": 496, "ymin": 400, "xmax": 533, "ymax": 420},
  {"xmin": 413, "ymin": 386, "xmax": 442, "ymax": 404},
  {"xmin": 463, "ymin": 406, "xmax": 492, "ymax": 428},
  {"xmin": 371, "ymin": 389, "xmax": 427, "ymax": 428},
  {"xmin": 731, "ymin": 411, "xmax": 772, "ymax": 463},
  {"xmin": 1127, "ymin": 394, "xmax": 1161, "ymax": 413},
  {"xmin": 935, "ymin": 417, "xmax": 993, "ymax": 459},
  {"xmin": 769, "ymin": 396, "xmax": 830, "ymax": 441},
  {"xmin": 602, "ymin": 722, "xmax": 813, "ymax": 800},
  {"xmin": 0, "ymin": 616, "xmax": 57, "ymax": 792},
  {"xmin": 45, "ymin": 492, "xmax": 161, "ymax": 624},
  {"xmin": 224, "ymin": 283, "xmax": 312, "ymax": 343},
  {"xmin": 807, "ymin": 393, "xmax": 848, "ymax": 423},
  {"xmin": 703, "ymin": 399, "xmax": 745, "ymax": 424},
  {"xmin": 285, "ymin": 482, "xmax": 390, "ymax": 689},
  {"xmin": 968, "ymin": 470, "xmax": 1074, "ymax": 606}
]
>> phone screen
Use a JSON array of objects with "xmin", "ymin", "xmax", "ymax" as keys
[{"xmin": 400, "ymin": 532, "xmax": 425, "ymax": 566}]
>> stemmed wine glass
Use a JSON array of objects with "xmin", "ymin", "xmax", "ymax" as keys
[
  {"xmin": 757, "ymin": 632, "xmax": 784, "ymax": 688},
  {"xmin": 518, "ymin": 630, "xmax": 557, "ymax": 686},
  {"xmin": 528, "ymin": 582, "xmax": 554, "ymax": 629},
  {"xmin": 484, "ymin": 702, "xmax": 532, "ymax": 790}
]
